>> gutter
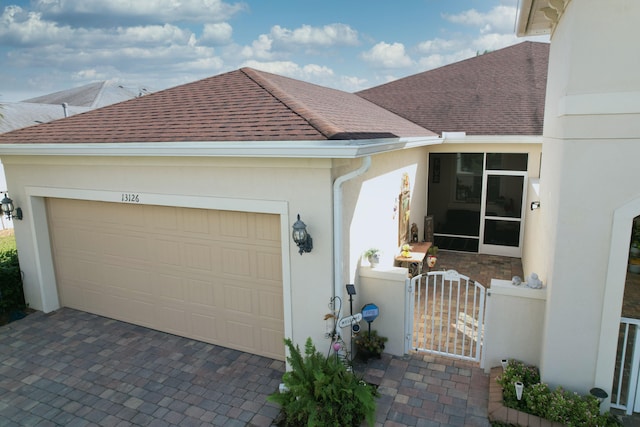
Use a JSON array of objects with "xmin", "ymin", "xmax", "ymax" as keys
[
  {"xmin": 332, "ymin": 156, "xmax": 372, "ymax": 336},
  {"xmin": 0, "ymin": 136, "xmax": 441, "ymax": 159}
]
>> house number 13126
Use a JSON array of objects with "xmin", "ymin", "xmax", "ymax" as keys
[{"xmin": 121, "ymin": 193, "xmax": 140, "ymax": 203}]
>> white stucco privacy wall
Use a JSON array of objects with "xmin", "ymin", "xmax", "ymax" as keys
[
  {"xmin": 483, "ymin": 279, "xmax": 546, "ymax": 373},
  {"xmin": 340, "ymin": 147, "xmax": 429, "ymax": 282},
  {"xmin": 532, "ymin": 0, "xmax": 640, "ymax": 398}
]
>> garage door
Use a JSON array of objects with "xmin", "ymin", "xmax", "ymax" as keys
[{"xmin": 48, "ymin": 198, "xmax": 285, "ymax": 360}]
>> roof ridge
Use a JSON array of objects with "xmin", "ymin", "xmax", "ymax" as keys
[
  {"xmin": 240, "ymin": 67, "xmax": 343, "ymax": 139},
  {"xmin": 90, "ymin": 81, "xmax": 109, "ymax": 108}
]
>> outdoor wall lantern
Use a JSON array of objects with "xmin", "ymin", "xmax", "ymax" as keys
[
  {"xmin": 1, "ymin": 193, "xmax": 22, "ymax": 221},
  {"xmin": 292, "ymin": 214, "xmax": 313, "ymax": 255},
  {"xmin": 530, "ymin": 201, "xmax": 541, "ymax": 211},
  {"xmin": 589, "ymin": 387, "xmax": 608, "ymax": 406}
]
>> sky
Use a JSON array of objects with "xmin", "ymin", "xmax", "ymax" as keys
[{"xmin": 0, "ymin": 0, "xmax": 549, "ymax": 102}]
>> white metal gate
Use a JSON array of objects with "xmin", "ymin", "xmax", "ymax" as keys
[
  {"xmin": 611, "ymin": 317, "xmax": 640, "ymax": 414},
  {"xmin": 407, "ymin": 270, "xmax": 486, "ymax": 363}
]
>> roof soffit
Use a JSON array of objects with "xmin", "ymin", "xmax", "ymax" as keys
[{"xmin": 517, "ymin": 0, "xmax": 571, "ymax": 36}]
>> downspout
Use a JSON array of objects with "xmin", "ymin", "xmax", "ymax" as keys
[{"xmin": 333, "ymin": 156, "xmax": 372, "ymax": 333}]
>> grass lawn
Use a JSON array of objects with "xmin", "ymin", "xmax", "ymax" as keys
[{"xmin": 0, "ymin": 228, "xmax": 16, "ymax": 252}]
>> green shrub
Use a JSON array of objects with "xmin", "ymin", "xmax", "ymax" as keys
[
  {"xmin": 268, "ymin": 337, "xmax": 378, "ymax": 427},
  {"xmin": 496, "ymin": 359, "xmax": 540, "ymax": 411},
  {"xmin": 0, "ymin": 243, "xmax": 26, "ymax": 315},
  {"xmin": 354, "ymin": 329, "xmax": 388, "ymax": 358},
  {"xmin": 497, "ymin": 359, "xmax": 621, "ymax": 427}
]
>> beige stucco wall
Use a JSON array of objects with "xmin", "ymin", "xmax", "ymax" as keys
[
  {"xmin": 357, "ymin": 265, "xmax": 410, "ymax": 356},
  {"xmin": 2, "ymin": 155, "xmax": 336, "ymax": 354},
  {"xmin": 4, "ymin": 139, "xmax": 546, "ymax": 362},
  {"xmin": 522, "ymin": 179, "xmax": 546, "ymax": 282},
  {"xmin": 340, "ymin": 142, "xmax": 543, "ymax": 356},
  {"xmin": 535, "ymin": 0, "xmax": 640, "ymax": 397},
  {"xmin": 341, "ymin": 142, "xmax": 542, "ymax": 275},
  {"xmin": 339, "ymin": 147, "xmax": 429, "ymax": 283},
  {"xmin": 483, "ymin": 279, "xmax": 547, "ymax": 373}
]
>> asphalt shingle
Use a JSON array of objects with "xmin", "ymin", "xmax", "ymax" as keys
[
  {"xmin": 357, "ymin": 41, "xmax": 549, "ymax": 136},
  {"xmin": 0, "ymin": 68, "xmax": 434, "ymax": 144}
]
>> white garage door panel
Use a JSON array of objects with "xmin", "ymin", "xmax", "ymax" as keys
[{"xmin": 48, "ymin": 198, "xmax": 285, "ymax": 360}]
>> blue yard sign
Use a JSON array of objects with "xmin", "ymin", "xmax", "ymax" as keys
[{"xmin": 361, "ymin": 303, "xmax": 379, "ymax": 323}]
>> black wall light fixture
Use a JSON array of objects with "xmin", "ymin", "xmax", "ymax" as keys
[
  {"xmin": 1, "ymin": 193, "xmax": 22, "ymax": 221},
  {"xmin": 292, "ymin": 214, "xmax": 313, "ymax": 255}
]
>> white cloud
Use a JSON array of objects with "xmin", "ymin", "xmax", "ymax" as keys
[
  {"xmin": 200, "ymin": 22, "xmax": 233, "ymax": 45},
  {"xmin": 472, "ymin": 33, "xmax": 520, "ymax": 52},
  {"xmin": 414, "ymin": 4, "xmax": 548, "ymax": 72},
  {"xmin": 241, "ymin": 34, "xmax": 274, "ymax": 60},
  {"xmin": 0, "ymin": 6, "xmax": 194, "ymax": 48},
  {"xmin": 416, "ymin": 38, "xmax": 464, "ymax": 55},
  {"xmin": 361, "ymin": 42, "xmax": 413, "ymax": 69},
  {"xmin": 72, "ymin": 68, "xmax": 111, "ymax": 81},
  {"xmin": 1, "ymin": 3, "xmax": 223, "ymax": 78},
  {"xmin": 417, "ymin": 49, "xmax": 476, "ymax": 71},
  {"xmin": 238, "ymin": 23, "xmax": 359, "ymax": 63},
  {"xmin": 0, "ymin": 6, "xmax": 74, "ymax": 46},
  {"xmin": 241, "ymin": 60, "xmax": 333, "ymax": 80},
  {"xmin": 241, "ymin": 60, "xmax": 300, "ymax": 76},
  {"xmin": 270, "ymin": 23, "xmax": 359, "ymax": 48},
  {"xmin": 443, "ymin": 5, "xmax": 516, "ymax": 34},
  {"xmin": 33, "ymin": 0, "xmax": 247, "ymax": 25},
  {"xmin": 338, "ymin": 75, "xmax": 368, "ymax": 92},
  {"xmin": 116, "ymin": 24, "xmax": 193, "ymax": 46}
]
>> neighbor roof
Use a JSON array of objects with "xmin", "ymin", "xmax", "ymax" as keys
[
  {"xmin": 0, "ymin": 102, "xmax": 90, "ymax": 134},
  {"xmin": 22, "ymin": 81, "xmax": 153, "ymax": 108},
  {"xmin": 357, "ymin": 42, "xmax": 549, "ymax": 136},
  {"xmin": 0, "ymin": 68, "xmax": 435, "ymax": 144}
]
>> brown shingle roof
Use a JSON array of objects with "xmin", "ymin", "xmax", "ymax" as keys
[
  {"xmin": 0, "ymin": 68, "xmax": 434, "ymax": 144},
  {"xmin": 357, "ymin": 41, "xmax": 549, "ymax": 136}
]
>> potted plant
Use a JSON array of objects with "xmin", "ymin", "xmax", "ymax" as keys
[
  {"xmin": 400, "ymin": 244, "xmax": 412, "ymax": 258},
  {"xmin": 364, "ymin": 248, "xmax": 381, "ymax": 267},
  {"xmin": 354, "ymin": 330, "xmax": 388, "ymax": 361},
  {"xmin": 426, "ymin": 245, "xmax": 439, "ymax": 268}
]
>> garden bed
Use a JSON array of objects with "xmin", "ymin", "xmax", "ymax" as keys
[{"xmin": 488, "ymin": 367, "xmax": 566, "ymax": 427}]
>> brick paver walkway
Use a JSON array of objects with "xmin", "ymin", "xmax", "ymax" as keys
[
  {"xmin": 0, "ymin": 308, "xmax": 490, "ymax": 426},
  {"xmin": 0, "ymin": 309, "xmax": 284, "ymax": 427}
]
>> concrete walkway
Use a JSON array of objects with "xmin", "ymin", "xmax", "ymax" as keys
[{"xmin": 0, "ymin": 308, "xmax": 489, "ymax": 427}]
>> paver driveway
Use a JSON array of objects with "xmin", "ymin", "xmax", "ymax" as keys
[
  {"xmin": 0, "ymin": 308, "xmax": 491, "ymax": 427},
  {"xmin": 0, "ymin": 309, "xmax": 285, "ymax": 426}
]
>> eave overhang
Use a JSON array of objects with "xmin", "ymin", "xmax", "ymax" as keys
[
  {"xmin": 517, "ymin": 0, "xmax": 570, "ymax": 37},
  {"xmin": 441, "ymin": 134, "xmax": 543, "ymax": 145},
  {"xmin": 0, "ymin": 136, "xmax": 443, "ymax": 159}
]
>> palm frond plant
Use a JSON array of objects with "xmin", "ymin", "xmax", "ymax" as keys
[{"xmin": 269, "ymin": 337, "xmax": 378, "ymax": 427}]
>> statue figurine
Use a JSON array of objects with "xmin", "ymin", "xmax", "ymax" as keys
[
  {"xmin": 411, "ymin": 223, "xmax": 419, "ymax": 242},
  {"xmin": 526, "ymin": 273, "xmax": 543, "ymax": 289}
]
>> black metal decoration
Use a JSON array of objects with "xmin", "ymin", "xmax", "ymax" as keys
[
  {"xmin": 1, "ymin": 193, "xmax": 22, "ymax": 221},
  {"xmin": 292, "ymin": 214, "xmax": 313, "ymax": 255}
]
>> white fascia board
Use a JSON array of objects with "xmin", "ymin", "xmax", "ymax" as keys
[
  {"xmin": 0, "ymin": 136, "xmax": 442, "ymax": 159},
  {"xmin": 516, "ymin": 0, "xmax": 535, "ymax": 37},
  {"xmin": 441, "ymin": 134, "xmax": 543, "ymax": 145}
]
